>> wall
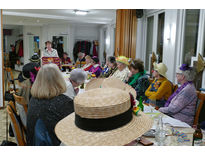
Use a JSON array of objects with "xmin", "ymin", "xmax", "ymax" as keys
[
  {"xmin": 23, "ymin": 25, "xmax": 42, "ymax": 65},
  {"xmin": 136, "ymin": 9, "xmax": 180, "ymax": 83},
  {"xmin": 99, "ymin": 24, "xmax": 115, "ymax": 64},
  {"xmin": 4, "ymin": 26, "xmax": 23, "ymax": 53},
  {"xmin": 0, "ymin": 10, "xmax": 3, "ymax": 107}
]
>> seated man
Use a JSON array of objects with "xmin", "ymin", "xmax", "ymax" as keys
[
  {"xmin": 64, "ymin": 68, "xmax": 87, "ymax": 99},
  {"xmin": 145, "ymin": 62, "xmax": 173, "ymax": 108},
  {"xmin": 159, "ymin": 64, "xmax": 197, "ymax": 126}
]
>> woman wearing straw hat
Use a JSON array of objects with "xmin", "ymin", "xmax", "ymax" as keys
[
  {"xmin": 159, "ymin": 64, "xmax": 197, "ymax": 126},
  {"xmin": 111, "ymin": 56, "xmax": 130, "ymax": 82},
  {"xmin": 145, "ymin": 62, "xmax": 173, "ymax": 108},
  {"xmin": 126, "ymin": 59, "xmax": 150, "ymax": 101},
  {"xmin": 55, "ymin": 88, "xmax": 153, "ymax": 146},
  {"xmin": 27, "ymin": 64, "xmax": 74, "ymax": 145}
]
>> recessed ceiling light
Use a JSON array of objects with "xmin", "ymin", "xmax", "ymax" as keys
[{"xmin": 73, "ymin": 10, "xmax": 89, "ymax": 16}]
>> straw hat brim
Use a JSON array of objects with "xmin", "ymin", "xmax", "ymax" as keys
[
  {"xmin": 55, "ymin": 111, "xmax": 153, "ymax": 146},
  {"xmin": 85, "ymin": 78, "xmax": 104, "ymax": 91}
]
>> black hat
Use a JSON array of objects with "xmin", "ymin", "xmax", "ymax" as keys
[
  {"xmin": 92, "ymin": 56, "xmax": 99, "ymax": 64},
  {"xmin": 18, "ymin": 62, "xmax": 40, "ymax": 83},
  {"xmin": 29, "ymin": 53, "xmax": 40, "ymax": 63}
]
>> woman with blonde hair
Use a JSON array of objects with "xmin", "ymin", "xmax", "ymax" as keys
[
  {"xmin": 27, "ymin": 63, "xmax": 74, "ymax": 145},
  {"xmin": 82, "ymin": 55, "xmax": 93, "ymax": 71}
]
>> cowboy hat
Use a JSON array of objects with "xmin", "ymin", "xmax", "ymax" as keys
[
  {"xmin": 116, "ymin": 56, "xmax": 129, "ymax": 66},
  {"xmin": 55, "ymin": 88, "xmax": 153, "ymax": 146},
  {"xmin": 153, "ymin": 62, "xmax": 167, "ymax": 78}
]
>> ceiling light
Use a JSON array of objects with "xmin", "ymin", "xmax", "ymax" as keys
[{"xmin": 73, "ymin": 10, "xmax": 89, "ymax": 16}]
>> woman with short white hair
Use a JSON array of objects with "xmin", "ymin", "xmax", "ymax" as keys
[
  {"xmin": 159, "ymin": 64, "xmax": 197, "ymax": 126},
  {"xmin": 27, "ymin": 63, "xmax": 74, "ymax": 145},
  {"xmin": 64, "ymin": 68, "xmax": 87, "ymax": 99}
]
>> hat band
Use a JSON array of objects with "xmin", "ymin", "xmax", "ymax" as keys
[{"xmin": 75, "ymin": 106, "xmax": 133, "ymax": 132}]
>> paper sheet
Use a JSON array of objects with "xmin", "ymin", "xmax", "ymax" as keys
[{"xmin": 162, "ymin": 116, "xmax": 191, "ymax": 128}]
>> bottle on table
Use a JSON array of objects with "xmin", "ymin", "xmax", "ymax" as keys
[
  {"xmin": 192, "ymin": 124, "xmax": 203, "ymax": 146},
  {"xmin": 137, "ymin": 96, "xmax": 144, "ymax": 112},
  {"xmin": 155, "ymin": 115, "xmax": 166, "ymax": 146}
]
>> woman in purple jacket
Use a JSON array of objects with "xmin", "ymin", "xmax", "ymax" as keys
[
  {"xmin": 89, "ymin": 56, "xmax": 102, "ymax": 77},
  {"xmin": 159, "ymin": 64, "xmax": 197, "ymax": 126}
]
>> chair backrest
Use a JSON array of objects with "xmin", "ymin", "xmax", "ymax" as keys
[
  {"xmin": 6, "ymin": 101, "xmax": 26, "ymax": 146},
  {"xmin": 13, "ymin": 94, "xmax": 28, "ymax": 129},
  {"xmin": 34, "ymin": 119, "xmax": 52, "ymax": 146},
  {"xmin": 193, "ymin": 91, "xmax": 205, "ymax": 125}
]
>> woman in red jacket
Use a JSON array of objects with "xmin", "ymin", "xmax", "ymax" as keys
[{"xmin": 82, "ymin": 55, "xmax": 93, "ymax": 71}]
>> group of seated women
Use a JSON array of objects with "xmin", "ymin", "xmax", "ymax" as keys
[{"xmin": 15, "ymin": 51, "xmax": 199, "ymax": 145}]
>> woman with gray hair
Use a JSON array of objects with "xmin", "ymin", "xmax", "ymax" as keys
[
  {"xmin": 159, "ymin": 64, "xmax": 197, "ymax": 126},
  {"xmin": 64, "ymin": 68, "xmax": 87, "ymax": 99}
]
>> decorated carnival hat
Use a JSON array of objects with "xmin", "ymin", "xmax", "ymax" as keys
[
  {"xmin": 153, "ymin": 62, "xmax": 168, "ymax": 78},
  {"xmin": 85, "ymin": 77, "xmax": 136, "ymax": 99},
  {"xmin": 91, "ymin": 56, "xmax": 99, "ymax": 64},
  {"xmin": 116, "ymin": 56, "xmax": 129, "ymax": 65},
  {"xmin": 55, "ymin": 88, "xmax": 153, "ymax": 146},
  {"xmin": 18, "ymin": 62, "xmax": 40, "ymax": 83},
  {"xmin": 176, "ymin": 64, "xmax": 196, "ymax": 81},
  {"xmin": 29, "ymin": 53, "xmax": 40, "ymax": 63}
]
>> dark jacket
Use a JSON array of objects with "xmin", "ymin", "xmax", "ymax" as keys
[
  {"xmin": 26, "ymin": 94, "xmax": 74, "ymax": 146},
  {"xmin": 127, "ymin": 74, "xmax": 150, "ymax": 101}
]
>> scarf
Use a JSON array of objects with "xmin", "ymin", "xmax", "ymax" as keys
[
  {"xmin": 164, "ymin": 81, "xmax": 192, "ymax": 107},
  {"xmin": 128, "ymin": 71, "xmax": 146, "ymax": 86}
]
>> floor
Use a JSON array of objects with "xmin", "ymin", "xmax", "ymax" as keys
[
  {"xmin": 0, "ymin": 102, "xmax": 17, "ymax": 144},
  {"xmin": 0, "ymin": 70, "xmax": 20, "ymax": 145}
]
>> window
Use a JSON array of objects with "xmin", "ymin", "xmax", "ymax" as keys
[
  {"xmin": 183, "ymin": 9, "xmax": 200, "ymax": 65},
  {"xmin": 157, "ymin": 12, "xmax": 165, "ymax": 63},
  {"xmin": 145, "ymin": 16, "xmax": 154, "ymax": 70}
]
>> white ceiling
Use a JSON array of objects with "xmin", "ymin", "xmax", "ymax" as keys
[{"xmin": 2, "ymin": 9, "xmax": 116, "ymax": 26}]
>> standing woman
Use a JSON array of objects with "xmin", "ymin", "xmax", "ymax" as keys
[
  {"xmin": 127, "ymin": 59, "xmax": 150, "ymax": 101},
  {"xmin": 42, "ymin": 41, "xmax": 58, "ymax": 58},
  {"xmin": 111, "ymin": 56, "xmax": 130, "ymax": 82},
  {"xmin": 27, "ymin": 63, "xmax": 74, "ymax": 145}
]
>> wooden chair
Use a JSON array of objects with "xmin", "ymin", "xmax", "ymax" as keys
[
  {"xmin": 13, "ymin": 94, "xmax": 28, "ymax": 130},
  {"xmin": 4, "ymin": 67, "xmax": 14, "ymax": 91},
  {"xmin": 193, "ymin": 91, "xmax": 205, "ymax": 125},
  {"xmin": 6, "ymin": 101, "xmax": 26, "ymax": 146}
]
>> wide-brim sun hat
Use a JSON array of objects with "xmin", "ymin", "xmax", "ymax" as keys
[
  {"xmin": 55, "ymin": 88, "xmax": 153, "ymax": 146},
  {"xmin": 85, "ymin": 77, "xmax": 136, "ymax": 99},
  {"xmin": 153, "ymin": 62, "xmax": 167, "ymax": 78},
  {"xmin": 116, "ymin": 56, "xmax": 129, "ymax": 66}
]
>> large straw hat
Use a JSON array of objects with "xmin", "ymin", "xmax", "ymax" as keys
[
  {"xmin": 85, "ymin": 78, "xmax": 104, "ymax": 91},
  {"xmin": 85, "ymin": 77, "xmax": 136, "ymax": 99},
  {"xmin": 153, "ymin": 62, "xmax": 167, "ymax": 78},
  {"xmin": 116, "ymin": 56, "xmax": 129, "ymax": 65},
  {"xmin": 55, "ymin": 88, "xmax": 153, "ymax": 146}
]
